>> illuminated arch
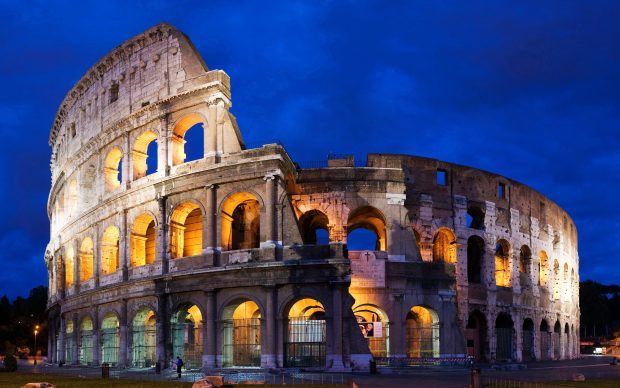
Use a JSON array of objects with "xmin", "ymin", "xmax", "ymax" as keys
[
  {"xmin": 101, "ymin": 312, "xmax": 120, "ymax": 365},
  {"xmin": 65, "ymin": 246, "xmax": 75, "ymax": 288},
  {"xmin": 131, "ymin": 213, "xmax": 157, "ymax": 267},
  {"xmin": 65, "ymin": 320, "xmax": 74, "ymax": 363},
  {"xmin": 79, "ymin": 237, "xmax": 94, "ymax": 283},
  {"xmin": 347, "ymin": 206, "xmax": 387, "ymax": 251},
  {"xmin": 553, "ymin": 260, "xmax": 561, "ymax": 300},
  {"xmin": 170, "ymin": 201, "xmax": 203, "ymax": 258},
  {"xmin": 285, "ymin": 298, "xmax": 327, "ymax": 367},
  {"xmin": 222, "ymin": 299, "xmax": 261, "ymax": 367},
  {"xmin": 132, "ymin": 130, "xmax": 158, "ymax": 179},
  {"xmin": 221, "ymin": 192, "xmax": 261, "ymax": 250},
  {"xmin": 131, "ymin": 307, "xmax": 157, "ymax": 367},
  {"xmin": 406, "ymin": 305, "xmax": 439, "ymax": 358},
  {"xmin": 432, "ymin": 228, "xmax": 456, "ymax": 263},
  {"xmin": 104, "ymin": 147, "xmax": 123, "ymax": 192},
  {"xmin": 101, "ymin": 226, "xmax": 120, "ymax": 275},
  {"xmin": 79, "ymin": 316, "xmax": 94, "ymax": 365},
  {"xmin": 495, "ymin": 239, "xmax": 512, "ymax": 287},
  {"xmin": 172, "ymin": 114, "xmax": 205, "ymax": 166},
  {"xmin": 353, "ymin": 304, "xmax": 390, "ymax": 358},
  {"xmin": 539, "ymin": 251, "xmax": 549, "ymax": 287},
  {"xmin": 171, "ymin": 303, "xmax": 203, "ymax": 368},
  {"xmin": 519, "ymin": 245, "xmax": 532, "ymax": 287}
]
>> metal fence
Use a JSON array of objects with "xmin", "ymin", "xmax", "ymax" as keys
[{"xmin": 482, "ymin": 377, "xmax": 579, "ymax": 388}]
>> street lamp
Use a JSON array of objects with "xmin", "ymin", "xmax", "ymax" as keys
[{"xmin": 34, "ymin": 325, "xmax": 39, "ymax": 366}]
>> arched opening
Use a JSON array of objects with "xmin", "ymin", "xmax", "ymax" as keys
[
  {"xmin": 131, "ymin": 307, "xmax": 157, "ymax": 367},
  {"xmin": 564, "ymin": 323, "xmax": 570, "ymax": 359},
  {"xmin": 67, "ymin": 179, "xmax": 78, "ymax": 217},
  {"xmin": 221, "ymin": 193, "xmax": 260, "ymax": 250},
  {"xmin": 495, "ymin": 313, "xmax": 513, "ymax": 361},
  {"xmin": 563, "ymin": 263, "xmax": 569, "ymax": 300},
  {"xmin": 554, "ymin": 320, "xmax": 561, "ymax": 359},
  {"xmin": 170, "ymin": 202, "xmax": 203, "ymax": 258},
  {"xmin": 101, "ymin": 313, "xmax": 120, "ymax": 365},
  {"xmin": 539, "ymin": 251, "xmax": 549, "ymax": 287},
  {"xmin": 433, "ymin": 228, "xmax": 456, "ymax": 263},
  {"xmin": 171, "ymin": 304, "xmax": 203, "ymax": 369},
  {"xmin": 466, "ymin": 311, "xmax": 487, "ymax": 362},
  {"xmin": 285, "ymin": 298, "xmax": 326, "ymax": 367},
  {"xmin": 406, "ymin": 306, "xmax": 439, "ymax": 358},
  {"xmin": 519, "ymin": 245, "xmax": 532, "ymax": 288},
  {"xmin": 495, "ymin": 239, "xmax": 511, "ymax": 287},
  {"xmin": 56, "ymin": 189, "xmax": 65, "ymax": 223},
  {"xmin": 553, "ymin": 260, "xmax": 561, "ymax": 300},
  {"xmin": 540, "ymin": 320, "xmax": 550, "ymax": 361},
  {"xmin": 172, "ymin": 115, "xmax": 204, "ymax": 166},
  {"xmin": 299, "ymin": 210, "xmax": 330, "ymax": 245},
  {"xmin": 79, "ymin": 317, "xmax": 93, "ymax": 365},
  {"xmin": 353, "ymin": 304, "xmax": 389, "ymax": 358},
  {"xmin": 133, "ymin": 131, "xmax": 158, "ymax": 179},
  {"xmin": 222, "ymin": 299, "xmax": 261, "ymax": 367},
  {"xmin": 65, "ymin": 247, "xmax": 74, "ymax": 289},
  {"xmin": 347, "ymin": 206, "xmax": 386, "ymax": 251},
  {"xmin": 81, "ymin": 163, "xmax": 97, "ymax": 208},
  {"xmin": 104, "ymin": 148, "xmax": 123, "ymax": 192},
  {"xmin": 131, "ymin": 213, "xmax": 156, "ymax": 267},
  {"xmin": 79, "ymin": 238, "xmax": 94, "ymax": 283},
  {"xmin": 101, "ymin": 226, "xmax": 120, "ymax": 275},
  {"xmin": 522, "ymin": 318, "xmax": 534, "ymax": 361},
  {"xmin": 65, "ymin": 320, "xmax": 74, "ymax": 364},
  {"xmin": 467, "ymin": 236, "xmax": 484, "ymax": 283},
  {"xmin": 466, "ymin": 205, "xmax": 485, "ymax": 229}
]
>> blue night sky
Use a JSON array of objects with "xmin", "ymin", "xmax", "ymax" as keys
[{"xmin": 0, "ymin": 1, "xmax": 618, "ymax": 299}]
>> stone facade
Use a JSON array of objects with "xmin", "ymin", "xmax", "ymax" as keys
[{"xmin": 45, "ymin": 23, "xmax": 579, "ymax": 371}]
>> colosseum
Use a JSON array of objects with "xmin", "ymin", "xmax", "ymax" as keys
[{"xmin": 45, "ymin": 23, "xmax": 580, "ymax": 371}]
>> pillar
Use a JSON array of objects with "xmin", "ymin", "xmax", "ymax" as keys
[
  {"xmin": 73, "ymin": 240, "xmax": 80, "ymax": 295},
  {"xmin": 157, "ymin": 195, "xmax": 169, "ymax": 274},
  {"xmin": 328, "ymin": 284, "xmax": 346, "ymax": 370},
  {"xmin": 205, "ymin": 185, "xmax": 218, "ymax": 253},
  {"xmin": 59, "ymin": 254, "xmax": 66, "ymax": 299},
  {"xmin": 261, "ymin": 286, "xmax": 277, "ymax": 368},
  {"xmin": 121, "ymin": 209, "xmax": 129, "ymax": 281},
  {"xmin": 58, "ymin": 317, "xmax": 66, "ymax": 364},
  {"xmin": 390, "ymin": 293, "xmax": 405, "ymax": 358},
  {"xmin": 93, "ymin": 224, "xmax": 100, "ymax": 288},
  {"xmin": 205, "ymin": 101, "xmax": 218, "ymax": 157},
  {"xmin": 48, "ymin": 320, "xmax": 54, "ymax": 363},
  {"xmin": 123, "ymin": 133, "xmax": 131, "ymax": 189},
  {"xmin": 204, "ymin": 291, "xmax": 217, "ymax": 368},
  {"xmin": 119, "ymin": 299, "xmax": 128, "ymax": 366},
  {"xmin": 92, "ymin": 308, "xmax": 100, "ymax": 365},
  {"xmin": 159, "ymin": 114, "xmax": 170, "ymax": 176},
  {"xmin": 72, "ymin": 313, "xmax": 79, "ymax": 364},
  {"xmin": 262, "ymin": 175, "xmax": 278, "ymax": 246},
  {"xmin": 156, "ymin": 294, "xmax": 168, "ymax": 368}
]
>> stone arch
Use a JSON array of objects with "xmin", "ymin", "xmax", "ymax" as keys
[
  {"xmin": 101, "ymin": 312, "xmax": 120, "ymax": 365},
  {"xmin": 79, "ymin": 315, "xmax": 94, "ymax": 365},
  {"xmin": 131, "ymin": 213, "xmax": 157, "ymax": 266},
  {"xmin": 495, "ymin": 239, "xmax": 512, "ymax": 287},
  {"xmin": 65, "ymin": 318, "xmax": 75, "ymax": 364},
  {"xmin": 519, "ymin": 245, "xmax": 533, "ymax": 287},
  {"xmin": 432, "ymin": 227, "xmax": 456, "ymax": 263},
  {"xmin": 539, "ymin": 319, "xmax": 551, "ymax": 360},
  {"xmin": 353, "ymin": 303, "xmax": 390, "ymax": 358},
  {"xmin": 553, "ymin": 260, "xmax": 561, "ymax": 300},
  {"xmin": 346, "ymin": 206, "xmax": 387, "ymax": 251},
  {"xmin": 101, "ymin": 226, "xmax": 120, "ymax": 275},
  {"xmin": 284, "ymin": 297, "xmax": 327, "ymax": 367},
  {"xmin": 221, "ymin": 192, "xmax": 261, "ymax": 250},
  {"xmin": 553, "ymin": 320, "xmax": 561, "ymax": 359},
  {"xmin": 522, "ymin": 318, "xmax": 535, "ymax": 361},
  {"xmin": 406, "ymin": 305, "xmax": 440, "ymax": 358},
  {"xmin": 299, "ymin": 209, "xmax": 330, "ymax": 245},
  {"xmin": 170, "ymin": 302, "xmax": 203, "ymax": 369},
  {"xmin": 79, "ymin": 237, "xmax": 94, "ymax": 283},
  {"xmin": 172, "ymin": 113, "xmax": 206, "ymax": 166},
  {"xmin": 104, "ymin": 147, "xmax": 123, "ymax": 192},
  {"xmin": 132, "ymin": 130, "xmax": 158, "ymax": 179},
  {"xmin": 466, "ymin": 310, "xmax": 487, "ymax": 361},
  {"xmin": 564, "ymin": 322, "xmax": 570, "ymax": 358},
  {"xmin": 495, "ymin": 313, "xmax": 514, "ymax": 361},
  {"xmin": 170, "ymin": 201, "xmax": 204, "ymax": 258},
  {"xmin": 563, "ymin": 263, "xmax": 569, "ymax": 300},
  {"xmin": 131, "ymin": 305, "xmax": 157, "ymax": 367},
  {"xmin": 65, "ymin": 246, "xmax": 75, "ymax": 288},
  {"xmin": 539, "ymin": 250, "xmax": 549, "ymax": 287},
  {"xmin": 467, "ymin": 235, "xmax": 484, "ymax": 283},
  {"xmin": 221, "ymin": 297, "xmax": 262, "ymax": 367}
]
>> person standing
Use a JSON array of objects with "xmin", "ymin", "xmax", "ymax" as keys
[{"xmin": 175, "ymin": 356, "xmax": 184, "ymax": 378}]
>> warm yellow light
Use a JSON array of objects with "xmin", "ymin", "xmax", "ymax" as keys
[{"xmin": 34, "ymin": 330, "xmax": 38, "ymax": 335}]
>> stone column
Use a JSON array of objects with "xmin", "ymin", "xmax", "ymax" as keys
[
  {"xmin": 93, "ymin": 224, "xmax": 100, "ymax": 288},
  {"xmin": 205, "ymin": 291, "xmax": 217, "ymax": 368},
  {"xmin": 262, "ymin": 175, "xmax": 278, "ymax": 246},
  {"xmin": 390, "ymin": 293, "xmax": 405, "ymax": 358},
  {"xmin": 261, "ymin": 286, "xmax": 277, "ymax": 368},
  {"xmin": 119, "ymin": 299, "xmax": 128, "ymax": 366},
  {"xmin": 205, "ymin": 185, "xmax": 218, "ymax": 253},
  {"xmin": 92, "ymin": 308, "xmax": 100, "ymax": 365},
  {"xmin": 157, "ymin": 196, "xmax": 169, "ymax": 274},
  {"xmin": 156, "ymin": 294, "xmax": 168, "ymax": 368},
  {"xmin": 205, "ymin": 101, "xmax": 218, "ymax": 157},
  {"xmin": 73, "ymin": 240, "xmax": 80, "ymax": 295},
  {"xmin": 121, "ymin": 209, "xmax": 129, "ymax": 281},
  {"xmin": 328, "ymin": 284, "xmax": 346, "ymax": 370},
  {"xmin": 123, "ymin": 133, "xmax": 131, "ymax": 189},
  {"xmin": 58, "ymin": 317, "xmax": 66, "ymax": 364},
  {"xmin": 159, "ymin": 114, "xmax": 170, "ymax": 176},
  {"xmin": 48, "ymin": 319, "xmax": 54, "ymax": 363},
  {"xmin": 72, "ymin": 313, "xmax": 79, "ymax": 365},
  {"xmin": 59, "ymin": 254, "xmax": 66, "ymax": 299}
]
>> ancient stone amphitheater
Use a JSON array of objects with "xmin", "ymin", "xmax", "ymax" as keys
[{"xmin": 45, "ymin": 23, "xmax": 579, "ymax": 371}]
